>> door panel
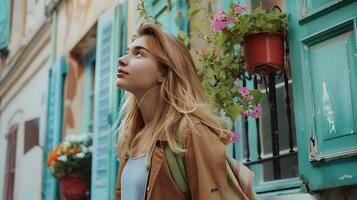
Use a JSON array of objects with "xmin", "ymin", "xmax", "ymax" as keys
[
  {"xmin": 301, "ymin": 19, "xmax": 357, "ymax": 162},
  {"xmin": 287, "ymin": 0, "xmax": 357, "ymax": 191}
]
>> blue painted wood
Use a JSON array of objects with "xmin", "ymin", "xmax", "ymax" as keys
[
  {"xmin": 90, "ymin": 4, "xmax": 122, "ymax": 200},
  {"xmin": 83, "ymin": 48, "xmax": 96, "ymax": 135},
  {"xmin": 42, "ymin": 57, "xmax": 67, "ymax": 200},
  {"xmin": 0, "ymin": 0, "xmax": 10, "ymax": 49},
  {"xmin": 145, "ymin": 0, "xmax": 189, "ymax": 36},
  {"xmin": 109, "ymin": 1, "xmax": 127, "ymax": 197},
  {"xmin": 287, "ymin": 0, "xmax": 357, "ymax": 191}
]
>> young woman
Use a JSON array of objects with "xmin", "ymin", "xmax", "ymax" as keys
[{"xmin": 115, "ymin": 22, "xmax": 254, "ymax": 200}]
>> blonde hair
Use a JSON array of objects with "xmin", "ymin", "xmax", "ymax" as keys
[{"xmin": 116, "ymin": 22, "xmax": 231, "ymax": 169}]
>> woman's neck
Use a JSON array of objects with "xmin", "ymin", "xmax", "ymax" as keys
[{"xmin": 136, "ymin": 86, "xmax": 160, "ymax": 126}]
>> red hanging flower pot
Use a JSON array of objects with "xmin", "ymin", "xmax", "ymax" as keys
[
  {"xmin": 59, "ymin": 173, "xmax": 90, "ymax": 200},
  {"xmin": 243, "ymin": 32, "xmax": 285, "ymax": 75}
]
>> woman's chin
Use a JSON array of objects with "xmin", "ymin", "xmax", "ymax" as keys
[
  {"xmin": 116, "ymin": 79, "xmax": 126, "ymax": 89},
  {"xmin": 116, "ymin": 80, "xmax": 131, "ymax": 92}
]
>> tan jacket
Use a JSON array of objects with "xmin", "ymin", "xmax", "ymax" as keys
[{"xmin": 115, "ymin": 118, "xmax": 231, "ymax": 200}]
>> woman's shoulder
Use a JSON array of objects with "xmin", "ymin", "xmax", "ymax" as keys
[
  {"xmin": 184, "ymin": 116, "xmax": 228, "ymax": 144},
  {"xmin": 183, "ymin": 115, "xmax": 232, "ymax": 146}
]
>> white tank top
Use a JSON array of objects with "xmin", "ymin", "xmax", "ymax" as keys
[{"xmin": 121, "ymin": 154, "xmax": 149, "ymax": 200}]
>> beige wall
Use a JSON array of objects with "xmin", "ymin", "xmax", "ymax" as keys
[
  {"xmin": 0, "ymin": 36, "xmax": 50, "ymax": 200},
  {"xmin": 126, "ymin": 0, "xmax": 140, "ymax": 46},
  {"xmin": 25, "ymin": 0, "xmax": 46, "ymax": 36},
  {"xmin": 8, "ymin": 0, "xmax": 26, "ymax": 52},
  {"xmin": 61, "ymin": 52, "xmax": 85, "ymax": 137},
  {"xmin": 8, "ymin": 0, "xmax": 47, "ymax": 60},
  {"xmin": 56, "ymin": 0, "xmax": 118, "ymax": 58}
]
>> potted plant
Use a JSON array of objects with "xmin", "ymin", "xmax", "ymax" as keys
[
  {"xmin": 47, "ymin": 134, "xmax": 92, "ymax": 200},
  {"xmin": 188, "ymin": 2, "xmax": 288, "ymax": 124},
  {"xmin": 209, "ymin": 3, "xmax": 288, "ymax": 74},
  {"xmin": 194, "ymin": 47, "xmax": 263, "ymax": 124}
]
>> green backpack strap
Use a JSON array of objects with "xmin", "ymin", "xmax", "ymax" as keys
[{"xmin": 164, "ymin": 145, "xmax": 188, "ymax": 193}]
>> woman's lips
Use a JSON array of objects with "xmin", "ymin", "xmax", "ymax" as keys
[
  {"xmin": 117, "ymin": 69, "xmax": 128, "ymax": 78},
  {"xmin": 117, "ymin": 72, "xmax": 126, "ymax": 78}
]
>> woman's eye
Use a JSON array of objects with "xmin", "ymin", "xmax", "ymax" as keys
[{"xmin": 135, "ymin": 51, "xmax": 143, "ymax": 57}]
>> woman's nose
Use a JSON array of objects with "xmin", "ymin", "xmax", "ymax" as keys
[{"xmin": 118, "ymin": 56, "xmax": 127, "ymax": 67}]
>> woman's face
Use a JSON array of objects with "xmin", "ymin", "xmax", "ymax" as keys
[{"xmin": 116, "ymin": 36, "xmax": 163, "ymax": 94}]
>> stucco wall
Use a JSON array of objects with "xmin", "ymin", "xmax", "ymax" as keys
[{"xmin": 0, "ymin": 41, "xmax": 50, "ymax": 200}]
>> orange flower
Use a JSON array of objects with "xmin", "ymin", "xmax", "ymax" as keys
[
  {"xmin": 58, "ymin": 144, "xmax": 64, "ymax": 152},
  {"xmin": 65, "ymin": 146, "xmax": 71, "ymax": 154},
  {"xmin": 47, "ymin": 149, "xmax": 58, "ymax": 167},
  {"xmin": 73, "ymin": 146, "xmax": 81, "ymax": 154}
]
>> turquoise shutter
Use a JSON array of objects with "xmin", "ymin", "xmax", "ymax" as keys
[
  {"xmin": 42, "ymin": 57, "xmax": 67, "ymax": 200},
  {"xmin": 145, "ymin": 0, "xmax": 188, "ymax": 36},
  {"xmin": 287, "ymin": 0, "xmax": 357, "ymax": 191},
  {"xmin": 91, "ymin": 4, "xmax": 120, "ymax": 200},
  {"xmin": 0, "ymin": 0, "xmax": 10, "ymax": 49}
]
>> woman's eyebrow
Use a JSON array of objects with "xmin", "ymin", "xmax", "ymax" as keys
[{"xmin": 126, "ymin": 46, "xmax": 150, "ymax": 53}]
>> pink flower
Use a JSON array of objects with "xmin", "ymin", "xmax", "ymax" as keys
[
  {"xmin": 242, "ymin": 111, "xmax": 251, "ymax": 117},
  {"xmin": 238, "ymin": 87, "xmax": 249, "ymax": 97},
  {"xmin": 231, "ymin": 129, "xmax": 240, "ymax": 143},
  {"xmin": 212, "ymin": 47, "xmax": 219, "ymax": 55},
  {"xmin": 242, "ymin": 3, "xmax": 251, "ymax": 11},
  {"xmin": 246, "ymin": 95, "xmax": 254, "ymax": 101},
  {"xmin": 211, "ymin": 11, "xmax": 234, "ymax": 32},
  {"xmin": 227, "ymin": 16, "xmax": 234, "ymax": 24},
  {"xmin": 234, "ymin": 6, "xmax": 244, "ymax": 14},
  {"xmin": 231, "ymin": 133, "xmax": 240, "ymax": 143},
  {"xmin": 251, "ymin": 105, "xmax": 262, "ymax": 118}
]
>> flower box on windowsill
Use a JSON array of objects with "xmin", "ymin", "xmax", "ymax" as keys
[{"xmin": 59, "ymin": 173, "xmax": 90, "ymax": 200}]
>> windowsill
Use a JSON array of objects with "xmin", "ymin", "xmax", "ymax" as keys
[{"xmin": 255, "ymin": 177, "xmax": 301, "ymax": 194}]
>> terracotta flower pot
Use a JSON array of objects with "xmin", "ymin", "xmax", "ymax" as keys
[
  {"xmin": 59, "ymin": 173, "xmax": 90, "ymax": 200},
  {"xmin": 243, "ymin": 32, "xmax": 285, "ymax": 74}
]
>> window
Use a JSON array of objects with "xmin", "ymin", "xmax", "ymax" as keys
[
  {"xmin": 88, "ymin": 60, "xmax": 95, "ymax": 133},
  {"xmin": 24, "ymin": 118, "xmax": 39, "ymax": 153},
  {"xmin": 3, "ymin": 125, "xmax": 18, "ymax": 200},
  {"xmin": 237, "ymin": 71, "xmax": 299, "ymax": 191},
  {"xmin": 257, "ymin": 73, "xmax": 297, "ymax": 181},
  {"xmin": 235, "ymin": 0, "xmax": 299, "ymax": 192}
]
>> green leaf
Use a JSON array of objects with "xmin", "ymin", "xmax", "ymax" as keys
[
  {"xmin": 178, "ymin": 31, "xmax": 185, "ymax": 40},
  {"xmin": 256, "ymin": 18, "xmax": 264, "ymax": 28},
  {"xmin": 184, "ymin": 37, "xmax": 190, "ymax": 46},
  {"xmin": 226, "ymin": 103, "xmax": 243, "ymax": 121},
  {"xmin": 250, "ymin": 89, "xmax": 263, "ymax": 104},
  {"xmin": 188, "ymin": 7, "xmax": 201, "ymax": 17}
]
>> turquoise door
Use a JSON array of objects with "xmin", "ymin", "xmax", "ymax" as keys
[
  {"xmin": 42, "ymin": 57, "xmax": 68, "ymax": 200},
  {"xmin": 287, "ymin": 0, "xmax": 357, "ymax": 191},
  {"xmin": 90, "ymin": 3, "xmax": 124, "ymax": 199}
]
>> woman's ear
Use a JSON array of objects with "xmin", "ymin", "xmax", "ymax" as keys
[{"xmin": 157, "ymin": 74, "xmax": 166, "ymax": 83}]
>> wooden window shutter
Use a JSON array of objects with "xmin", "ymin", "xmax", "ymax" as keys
[{"xmin": 3, "ymin": 125, "xmax": 18, "ymax": 200}]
